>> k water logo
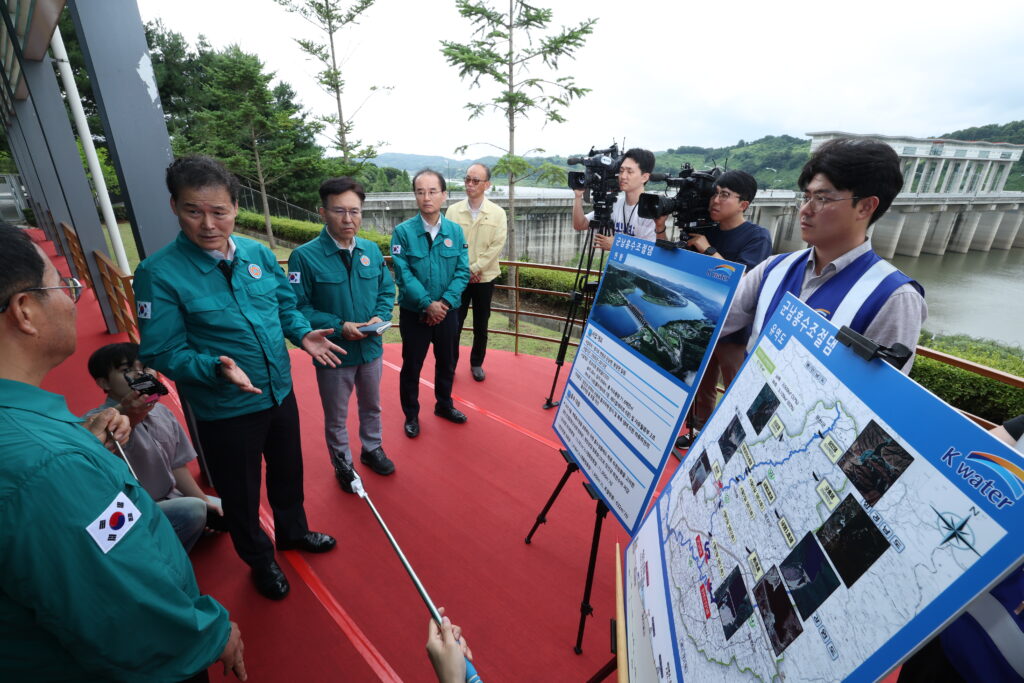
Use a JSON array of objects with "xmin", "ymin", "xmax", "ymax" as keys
[
  {"xmin": 939, "ymin": 447, "xmax": 1024, "ymax": 510},
  {"xmin": 707, "ymin": 264, "xmax": 736, "ymax": 282}
]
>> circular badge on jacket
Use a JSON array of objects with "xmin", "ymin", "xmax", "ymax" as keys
[
  {"xmin": 360, "ymin": 255, "xmax": 370, "ymax": 266},
  {"xmin": 248, "ymin": 264, "xmax": 263, "ymax": 279},
  {"xmin": 444, "ymin": 238, "xmax": 453, "ymax": 248}
]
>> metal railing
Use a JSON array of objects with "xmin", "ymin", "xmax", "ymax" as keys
[
  {"xmin": 236, "ymin": 184, "xmax": 321, "ymax": 224},
  {"xmin": 92, "ymin": 252, "xmax": 1019, "ymax": 429}
]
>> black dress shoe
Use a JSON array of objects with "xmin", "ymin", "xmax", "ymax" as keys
[
  {"xmin": 277, "ymin": 531, "xmax": 337, "ymax": 553},
  {"xmin": 434, "ymin": 405, "xmax": 468, "ymax": 424},
  {"xmin": 360, "ymin": 446, "xmax": 395, "ymax": 476},
  {"xmin": 333, "ymin": 458, "xmax": 356, "ymax": 494},
  {"xmin": 471, "ymin": 366, "xmax": 485, "ymax": 381},
  {"xmin": 404, "ymin": 418, "xmax": 419, "ymax": 438},
  {"xmin": 252, "ymin": 560, "xmax": 289, "ymax": 600}
]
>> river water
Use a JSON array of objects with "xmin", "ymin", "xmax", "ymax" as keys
[{"xmin": 889, "ymin": 247, "xmax": 1024, "ymax": 348}]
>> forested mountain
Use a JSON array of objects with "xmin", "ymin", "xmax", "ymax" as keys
[{"xmin": 379, "ymin": 135, "xmax": 812, "ymax": 191}]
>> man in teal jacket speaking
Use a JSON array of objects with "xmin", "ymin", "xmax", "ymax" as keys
[
  {"xmin": 0, "ymin": 224, "xmax": 246, "ymax": 681},
  {"xmin": 134, "ymin": 156, "xmax": 343, "ymax": 601},
  {"xmin": 391, "ymin": 169, "xmax": 470, "ymax": 439},
  {"xmin": 289, "ymin": 177, "xmax": 396, "ymax": 493}
]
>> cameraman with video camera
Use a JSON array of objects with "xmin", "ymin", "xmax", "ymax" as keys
[
  {"xmin": 572, "ymin": 147, "xmax": 666, "ymax": 249},
  {"xmin": 685, "ymin": 171, "xmax": 771, "ymax": 439}
]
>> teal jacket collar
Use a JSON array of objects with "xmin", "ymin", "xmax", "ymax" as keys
[
  {"xmin": 0, "ymin": 378, "xmax": 82, "ymax": 425},
  {"xmin": 174, "ymin": 233, "xmax": 259, "ymax": 274},
  {"xmin": 316, "ymin": 228, "xmax": 374, "ymax": 257}
]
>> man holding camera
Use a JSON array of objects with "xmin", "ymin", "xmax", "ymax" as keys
[
  {"xmin": 445, "ymin": 163, "xmax": 507, "ymax": 382},
  {"xmin": 719, "ymin": 137, "xmax": 926, "ymax": 373},
  {"xmin": 391, "ymin": 169, "xmax": 471, "ymax": 439},
  {"xmin": 85, "ymin": 342, "xmax": 223, "ymax": 551},
  {"xmin": 288, "ymin": 177, "xmax": 396, "ymax": 493},
  {"xmin": 572, "ymin": 147, "xmax": 667, "ymax": 249},
  {"xmin": 684, "ymin": 170, "xmax": 772, "ymax": 435}
]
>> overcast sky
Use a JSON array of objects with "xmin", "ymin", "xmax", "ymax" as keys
[{"xmin": 135, "ymin": 0, "xmax": 1024, "ymax": 160}]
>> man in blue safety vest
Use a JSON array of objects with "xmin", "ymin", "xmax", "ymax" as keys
[{"xmin": 720, "ymin": 137, "xmax": 927, "ymax": 373}]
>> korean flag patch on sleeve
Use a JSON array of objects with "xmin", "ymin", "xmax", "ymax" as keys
[
  {"xmin": 288, "ymin": 271, "xmax": 301, "ymax": 284},
  {"xmin": 137, "ymin": 301, "xmax": 151, "ymax": 319},
  {"xmin": 392, "ymin": 244, "xmax": 402, "ymax": 255},
  {"xmin": 86, "ymin": 492, "xmax": 142, "ymax": 554}
]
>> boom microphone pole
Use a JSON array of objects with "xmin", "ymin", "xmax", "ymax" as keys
[{"xmin": 350, "ymin": 473, "xmax": 482, "ymax": 683}]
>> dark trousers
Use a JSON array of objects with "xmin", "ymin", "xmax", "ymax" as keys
[
  {"xmin": 195, "ymin": 390, "xmax": 309, "ymax": 567},
  {"xmin": 456, "ymin": 281, "xmax": 494, "ymax": 368},
  {"xmin": 399, "ymin": 307, "xmax": 459, "ymax": 419}
]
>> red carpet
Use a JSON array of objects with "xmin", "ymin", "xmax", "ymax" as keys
[{"xmin": 40, "ymin": 237, "xmax": 665, "ymax": 681}]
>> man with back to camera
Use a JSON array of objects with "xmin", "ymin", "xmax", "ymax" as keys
[
  {"xmin": 0, "ymin": 224, "xmax": 246, "ymax": 681},
  {"xmin": 133, "ymin": 155, "xmax": 342, "ymax": 601},
  {"xmin": 445, "ymin": 163, "xmax": 508, "ymax": 382},
  {"xmin": 572, "ymin": 147, "xmax": 668, "ymax": 249},
  {"xmin": 288, "ymin": 176, "xmax": 396, "ymax": 494},
  {"xmin": 682, "ymin": 170, "xmax": 772, "ymax": 443},
  {"xmin": 719, "ymin": 137, "xmax": 926, "ymax": 373},
  {"xmin": 391, "ymin": 169, "xmax": 471, "ymax": 439}
]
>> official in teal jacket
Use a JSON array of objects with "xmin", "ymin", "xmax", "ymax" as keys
[
  {"xmin": 0, "ymin": 224, "xmax": 244, "ymax": 681},
  {"xmin": 133, "ymin": 155, "xmax": 341, "ymax": 601},
  {"xmin": 288, "ymin": 176, "xmax": 396, "ymax": 492},
  {"xmin": 391, "ymin": 170, "xmax": 470, "ymax": 438}
]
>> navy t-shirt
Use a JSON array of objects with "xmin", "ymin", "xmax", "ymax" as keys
[{"xmin": 706, "ymin": 221, "xmax": 772, "ymax": 344}]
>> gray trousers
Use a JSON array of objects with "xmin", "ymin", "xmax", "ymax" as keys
[{"xmin": 315, "ymin": 357, "xmax": 384, "ymax": 466}]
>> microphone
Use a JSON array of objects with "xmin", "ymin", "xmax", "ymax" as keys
[
  {"xmin": 567, "ymin": 156, "xmax": 586, "ymax": 165},
  {"xmin": 648, "ymin": 172, "xmax": 669, "ymax": 182}
]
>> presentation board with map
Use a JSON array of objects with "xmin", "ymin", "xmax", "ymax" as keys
[
  {"xmin": 626, "ymin": 293, "xmax": 1024, "ymax": 682},
  {"xmin": 553, "ymin": 235, "xmax": 743, "ymax": 533}
]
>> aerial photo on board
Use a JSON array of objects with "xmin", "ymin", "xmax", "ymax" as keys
[{"xmin": 590, "ymin": 260, "xmax": 726, "ymax": 385}]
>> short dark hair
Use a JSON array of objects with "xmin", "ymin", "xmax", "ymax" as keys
[
  {"xmin": 714, "ymin": 170, "xmax": 758, "ymax": 203},
  {"xmin": 798, "ymin": 137, "xmax": 903, "ymax": 225},
  {"xmin": 0, "ymin": 223, "xmax": 45, "ymax": 312},
  {"xmin": 412, "ymin": 168, "xmax": 446, "ymax": 192},
  {"xmin": 623, "ymin": 148, "xmax": 655, "ymax": 176},
  {"xmin": 319, "ymin": 177, "xmax": 366, "ymax": 204},
  {"xmin": 88, "ymin": 342, "xmax": 140, "ymax": 380},
  {"xmin": 467, "ymin": 163, "xmax": 491, "ymax": 181},
  {"xmin": 166, "ymin": 155, "xmax": 241, "ymax": 203}
]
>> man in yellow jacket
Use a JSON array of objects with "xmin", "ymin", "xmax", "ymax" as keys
[{"xmin": 445, "ymin": 163, "xmax": 508, "ymax": 382}]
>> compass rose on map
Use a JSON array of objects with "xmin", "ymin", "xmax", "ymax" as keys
[{"xmin": 931, "ymin": 506, "xmax": 980, "ymax": 556}]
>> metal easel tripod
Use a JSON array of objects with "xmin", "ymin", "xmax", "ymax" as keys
[
  {"xmin": 542, "ymin": 196, "xmax": 618, "ymax": 409},
  {"xmin": 524, "ymin": 449, "xmax": 609, "ymax": 653}
]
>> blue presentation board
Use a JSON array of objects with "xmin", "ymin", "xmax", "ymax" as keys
[
  {"xmin": 553, "ymin": 234, "xmax": 743, "ymax": 534},
  {"xmin": 625, "ymin": 292, "xmax": 1024, "ymax": 682}
]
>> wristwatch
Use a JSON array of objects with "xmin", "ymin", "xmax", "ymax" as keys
[{"xmin": 704, "ymin": 246, "xmax": 718, "ymax": 256}]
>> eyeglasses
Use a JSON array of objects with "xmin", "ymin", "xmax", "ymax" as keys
[
  {"xmin": 0, "ymin": 276, "xmax": 83, "ymax": 312},
  {"xmin": 415, "ymin": 189, "xmax": 443, "ymax": 198},
  {"xmin": 797, "ymin": 192, "xmax": 861, "ymax": 210},
  {"xmin": 711, "ymin": 190, "xmax": 740, "ymax": 202},
  {"xmin": 326, "ymin": 207, "xmax": 362, "ymax": 217},
  {"xmin": 463, "ymin": 177, "xmax": 487, "ymax": 185}
]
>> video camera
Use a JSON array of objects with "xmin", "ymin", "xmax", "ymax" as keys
[
  {"xmin": 637, "ymin": 163, "xmax": 722, "ymax": 239},
  {"xmin": 567, "ymin": 143, "xmax": 622, "ymax": 234}
]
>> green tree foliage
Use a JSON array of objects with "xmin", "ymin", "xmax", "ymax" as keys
[
  {"xmin": 941, "ymin": 120, "xmax": 1024, "ymax": 191},
  {"xmin": 176, "ymin": 46, "xmax": 323, "ymax": 248},
  {"xmin": 275, "ymin": 0, "xmax": 386, "ymax": 166},
  {"xmin": 440, "ymin": 0, "xmax": 596, "ymax": 260}
]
